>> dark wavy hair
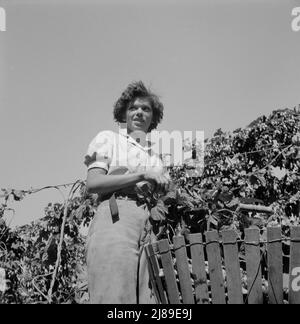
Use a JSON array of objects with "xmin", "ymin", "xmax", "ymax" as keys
[{"xmin": 113, "ymin": 81, "xmax": 164, "ymax": 133}]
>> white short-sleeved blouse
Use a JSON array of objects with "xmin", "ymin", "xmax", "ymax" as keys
[{"xmin": 84, "ymin": 130, "xmax": 165, "ymax": 175}]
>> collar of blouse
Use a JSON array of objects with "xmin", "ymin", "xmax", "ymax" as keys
[{"xmin": 120, "ymin": 132, "xmax": 155, "ymax": 152}]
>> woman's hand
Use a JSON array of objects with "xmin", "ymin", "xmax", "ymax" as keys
[{"xmin": 142, "ymin": 171, "xmax": 170, "ymax": 194}]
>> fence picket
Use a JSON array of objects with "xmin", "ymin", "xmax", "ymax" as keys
[
  {"xmin": 158, "ymin": 239, "xmax": 181, "ymax": 304},
  {"xmin": 189, "ymin": 233, "xmax": 209, "ymax": 304},
  {"xmin": 267, "ymin": 227, "xmax": 283, "ymax": 304},
  {"xmin": 205, "ymin": 230, "xmax": 226, "ymax": 304},
  {"xmin": 222, "ymin": 230, "xmax": 243, "ymax": 304},
  {"xmin": 145, "ymin": 244, "xmax": 168, "ymax": 304},
  {"xmin": 144, "ymin": 244, "xmax": 160, "ymax": 303},
  {"xmin": 288, "ymin": 226, "xmax": 300, "ymax": 304},
  {"xmin": 173, "ymin": 236, "xmax": 194, "ymax": 304},
  {"xmin": 245, "ymin": 228, "xmax": 263, "ymax": 304}
]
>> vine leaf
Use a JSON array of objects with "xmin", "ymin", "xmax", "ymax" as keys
[
  {"xmin": 269, "ymin": 166, "xmax": 287, "ymax": 180},
  {"xmin": 150, "ymin": 200, "xmax": 168, "ymax": 221},
  {"xmin": 207, "ymin": 214, "xmax": 218, "ymax": 226}
]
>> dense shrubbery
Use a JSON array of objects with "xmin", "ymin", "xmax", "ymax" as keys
[{"xmin": 0, "ymin": 107, "xmax": 299, "ymax": 303}]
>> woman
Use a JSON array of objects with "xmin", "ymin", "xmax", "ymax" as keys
[{"xmin": 84, "ymin": 81, "xmax": 170, "ymax": 304}]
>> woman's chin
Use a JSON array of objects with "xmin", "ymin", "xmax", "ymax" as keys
[{"xmin": 128, "ymin": 125, "xmax": 147, "ymax": 133}]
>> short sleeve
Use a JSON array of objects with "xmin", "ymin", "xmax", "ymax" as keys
[{"xmin": 84, "ymin": 131, "xmax": 115, "ymax": 172}]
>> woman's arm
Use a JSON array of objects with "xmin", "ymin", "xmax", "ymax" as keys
[{"xmin": 86, "ymin": 168, "xmax": 170, "ymax": 195}]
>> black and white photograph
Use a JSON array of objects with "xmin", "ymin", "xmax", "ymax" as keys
[{"xmin": 0, "ymin": 0, "xmax": 300, "ymax": 308}]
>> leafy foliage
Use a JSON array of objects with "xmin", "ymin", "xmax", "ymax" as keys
[
  {"xmin": 0, "ymin": 185, "xmax": 95, "ymax": 304},
  {"xmin": 0, "ymin": 107, "xmax": 299, "ymax": 303}
]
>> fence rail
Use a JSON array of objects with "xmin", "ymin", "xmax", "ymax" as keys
[{"xmin": 145, "ymin": 226, "xmax": 300, "ymax": 304}]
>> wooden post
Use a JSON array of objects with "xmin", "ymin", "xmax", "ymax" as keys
[
  {"xmin": 173, "ymin": 236, "xmax": 194, "ymax": 304},
  {"xmin": 245, "ymin": 228, "xmax": 263, "ymax": 304},
  {"xmin": 189, "ymin": 233, "xmax": 209, "ymax": 304},
  {"xmin": 145, "ymin": 244, "xmax": 168, "ymax": 304},
  {"xmin": 158, "ymin": 239, "xmax": 181, "ymax": 304},
  {"xmin": 288, "ymin": 226, "xmax": 300, "ymax": 304},
  {"xmin": 222, "ymin": 230, "xmax": 243, "ymax": 304},
  {"xmin": 145, "ymin": 244, "xmax": 161, "ymax": 304},
  {"xmin": 267, "ymin": 227, "xmax": 283, "ymax": 304},
  {"xmin": 205, "ymin": 230, "xmax": 226, "ymax": 304}
]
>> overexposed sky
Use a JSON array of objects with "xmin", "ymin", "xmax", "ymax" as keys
[{"xmin": 0, "ymin": 0, "xmax": 300, "ymax": 226}]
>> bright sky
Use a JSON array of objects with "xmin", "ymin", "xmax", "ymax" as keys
[{"xmin": 1, "ymin": 0, "xmax": 300, "ymax": 227}]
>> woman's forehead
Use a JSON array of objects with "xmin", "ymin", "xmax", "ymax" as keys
[{"xmin": 132, "ymin": 97, "xmax": 152, "ymax": 107}]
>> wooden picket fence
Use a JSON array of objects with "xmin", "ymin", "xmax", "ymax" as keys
[{"xmin": 145, "ymin": 226, "xmax": 300, "ymax": 304}]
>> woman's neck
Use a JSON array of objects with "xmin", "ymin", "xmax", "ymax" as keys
[{"xmin": 127, "ymin": 129, "xmax": 148, "ymax": 147}]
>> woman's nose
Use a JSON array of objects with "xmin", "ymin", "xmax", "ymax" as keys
[{"xmin": 135, "ymin": 107, "xmax": 143, "ymax": 115}]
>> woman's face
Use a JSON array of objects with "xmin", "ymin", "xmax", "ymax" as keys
[{"xmin": 125, "ymin": 97, "xmax": 153, "ymax": 134}]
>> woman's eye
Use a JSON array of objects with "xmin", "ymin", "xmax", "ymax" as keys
[
  {"xmin": 141, "ymin": 107, "xmax": 151, "ymax": 113},
  {"xmin": 128, "ymin": 106, "xmax": 151, "ymax": 112}
]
